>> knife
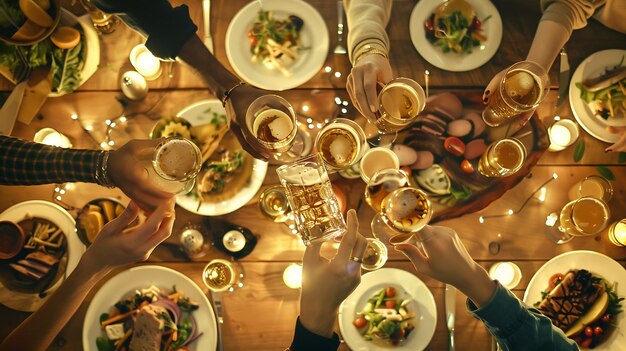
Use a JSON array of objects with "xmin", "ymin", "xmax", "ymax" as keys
[
  {"xmin": 210, "ymin": 291, "xmax": 224, "ymax": 351},
  {"xmin": 557, "ymin": 47, "xmax": 570, "ymax": 107},
  {"xmin": 445, "ymin": 284, "xmax": 456, "ymax": 351},
  {"xmin": 202, "ymin": 0, "xmax": 214, "ymax": 53}
]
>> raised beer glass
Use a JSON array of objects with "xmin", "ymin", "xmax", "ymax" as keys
[
  {"xmin": 276, "ymin": 154, "xmax": 347, "ymax": 245},
  {"xmin": 146, "ymin": 136, "xmax": 202, "ymax": 194},
  {"xmin": 315, "ymin": 118, "xmax": 367, "ymax": 170},
  {"xmin": 477, "ymin": 138, "xmax": 527, "ymax": 178},
  {"xmin": 482, "ymin": 61, "xmax": 549, "ymax": 127}
]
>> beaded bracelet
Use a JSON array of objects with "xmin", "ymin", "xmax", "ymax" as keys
[
  {"xmin": 220, "ymin": 81, "xmax": 246, "ymax": 108},
  {"xmin": 95, "ymin": 151, "xmax": 115, "ymax": 188}
]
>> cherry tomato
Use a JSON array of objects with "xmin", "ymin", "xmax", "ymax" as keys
[
  {"xmin": 386, "ymin": 287, "xmax": 396, "ymax": 297},
  {"xmin": 584, "ymin": 326, "xmax": 594, "ymax": 337},
  {"xmin": 548, "ymin": 273, "xmax": 565, "ymax": 290},
  {"xmin": 460, "ymin": 159, "xmax": 474, "ymax": 173},
  {"xmin": 444, "ymin": 137, "xmax": 466, "ymax": 157},
  {"xmin": 594, "ymin": 326, "xmax": 603, "ymax": 336},
  {"xmin": 385, "ymin": 300, "xmax": 397, "ymax": 309},
  {"xmin": 424, "ymin": 18, "xmax": 434, "ymax": 33},
  {"xmin": 247, "ymin": 30, "xmax": 258, "ymax": 47},
  {"xmin": 470, "ymin": 16, "xmax": 482, "ymax": 31},
  {"xmin": 352, "ymin": 317, "xmax": 367, "ymax": 328},
  {"xmin": 580, "ymin": 337, "xmax": 593, "ymax": 348},
  {"xmin": 601, "ymin": 314, "xmax": 611, "ymax": 323}
]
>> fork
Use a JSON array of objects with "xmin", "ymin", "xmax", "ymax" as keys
[{"xmin": 334, "ymin": 1, "xmax": 347, "ymax": 55}]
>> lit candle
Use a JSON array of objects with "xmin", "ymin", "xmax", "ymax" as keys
[
  {"xmin": 33, "ymin": 128, "xmax": 72, "ymax": 148},
  {"xmin": 489, "ymin": 262, "xmax": 522, "ymax": 289},
  {"xmin": 222, "ymin": 230, "xmax": 246, "ymax": 253},
  {"xmin": 608, "ymin": 219, "xmax": 626, "ymax": 247},
  {"xmin": 130, "ymin": 44, "xmax": 161, "ymax": 80},
  {"xmin": 283, "ymin": 263, "xmax": 303, "ymax": 289},
  {"xmin": 548, "ymin": 119, "xmax": 579, "ymax": 152}
]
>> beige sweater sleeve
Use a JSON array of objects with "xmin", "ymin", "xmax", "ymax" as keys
[
  {"xmin": 344, "ymin": 0, "xmax": 393, "ymax": 64},
  {"xmin": 540, "ymin": 0, "xmax": 603, "ymax": 32}
]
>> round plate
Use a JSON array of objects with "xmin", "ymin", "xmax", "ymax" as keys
[
  {"xmin": 523, "ymin": 250, "xmax": 626, "ymax": 350},
  {"xmin": 409, "ymin": 0, "xmax": 502, "ymax": 72},
  {"xmin": 225, "ymin": 0, "xmax": 329, "ymax": 91},
  {"xmin": 0, "ymin": 200, "xmax": 84, "ymax": 311},
  {"xmin": 569, "ymin": 49, "xmax": 626, "ymax": 143},
  {"xmin": 176, "ymin": 100, "xmax": 268, "ymax": 216},
  {"xmin": 83, "ymin": 265, "xmax": 217, "ymax": 351},
  {"xmin": 339, "ymin": 268, "xmax": 437, "ymax": 351}
]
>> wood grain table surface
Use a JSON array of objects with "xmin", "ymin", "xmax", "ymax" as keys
[{"xmin": 0, "ymin": 1, "xmax": 625, "ymax": 350}]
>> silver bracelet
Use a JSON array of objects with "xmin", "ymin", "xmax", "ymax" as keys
[{"xmin": 96, "ymin": 151, "xmax": 115, "ymax": 188}]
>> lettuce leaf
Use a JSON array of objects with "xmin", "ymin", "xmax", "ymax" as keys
[
  {"xmin": 50, "ymin": 29, "xmax": 85, "ymax": 94},
  {"xmin": 0, "ymin": 0, "xmax": 25, "ymax": 30}
]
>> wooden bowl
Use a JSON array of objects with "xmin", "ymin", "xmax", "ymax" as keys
[
  {"xmin": 0, "ymin": 0, "xmax": 61, "ymax": 46},
  {"xmin": 0, "ymin": 221, "xmax": 26, "ymax": 259},
  {"xmin": 76, "ymin": 198, "xmax": 126, "ymax": 247}
]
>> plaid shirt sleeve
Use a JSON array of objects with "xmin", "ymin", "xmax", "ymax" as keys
[{"xmin": 0, "ymin": 135, "xmax": 105, "ymax": 185}]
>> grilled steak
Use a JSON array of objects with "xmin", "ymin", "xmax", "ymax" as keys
[
  {"xmin": 9, "ymin": 263, "xmax": 44, "ymax": 280},
  {"xmin": 16, "ymin": 259, "xmax": 51, "ymax": 274},
  {"xmin": 25, "ymin": 251, "xmax": 59, "ymax": 266}
]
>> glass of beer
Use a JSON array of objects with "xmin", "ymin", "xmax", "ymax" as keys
[
  {"xmin": 276, "ymin": 154, "xmax": 347, "ymax": 245},
  {"xmin": 147, "ymin": 137, "xmax": 202, "ymax": 194},
  {"xmin": 568, "ymin": 175, "xmax": 613, "ymax": 203},
  {"xmin": 365, "ymin": 168, "xmax": 410, "ymax": 212},
  {"xmin": 477, "ymin": 138, "xmax": 526, "ymax": 177},
  {"xmin": 558, "ymin": 197, "xmax": 611, "ymax": 238},
  {"xmin": 482, "ymin": 61, "xmax": 549, "ymax": 127},
  {"xmin": 202, "ymin": 259, "xmax": 244, "ymax": 293},
  {"xmin": 361, "ymin": 238, "xmax": 388, "ymax": 271},
  {"xmin": 315, "ymin": 118, "xmax": 367, "ymax": 170},
  {"xmin": 371, "ymin": 187, "xmax": 433, "ymax": 246},
  {"xmin": 245, "ymin": 95, "xmax": 303, "ymax": 162}
]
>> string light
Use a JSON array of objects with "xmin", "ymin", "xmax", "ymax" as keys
[
  {"xmin": 302, "ymin": 105, "xmax": 309, "ymax": 112},
  {"xmin": 335, "ymin": 97, "xmax": 342, "ymax": 105},
  {"xmin": 341, "ymin": 108, "xmax": 348, "ymax": 114},
  {"xmin": 334, "ymin": 71, "xmax": 341, "ymax": 78},
  {"xmin": 324, "ymin": 66, "xmax": 332, "ymax": 73},
  {"xmin": 538, "ymin": 187, "xmax": 547, "ymax": 202},
  {"xmin": 70, "ymin": 113, "xmax": 78, "ymax": 120}
]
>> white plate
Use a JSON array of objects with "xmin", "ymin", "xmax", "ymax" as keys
[
  {"xmin": 523, "ymin": 250, "xmax": 626, "ymax": 350},
  {"xmin": 83, "ymin": 265, "xmax": 217, "ymax": 351},
  {"xmin": 569, "ymin": 49, "xmax": 626, "ymax": 143},
  {"xmin": 0, "ymin": 200, "xmax": 84, "ymax": 311},
  {"xmin": 409, "ymin": 0, "xmax": 502, "ymax": 72},
  {"xmin": 225, "ymin": 0, "xmax": 329, "ymax": 91},
  {"xmin": 339, "ymin": 268, "xmax": 437, "ymax": 351},
  {"xmin": 176, "ymin": 100, "xmax": 268, "ymax": 216}
]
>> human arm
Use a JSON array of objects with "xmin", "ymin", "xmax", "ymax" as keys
[
  {"xmin": 0, "ymin": 200, "xmax": 175, "ymax": 351},
  {"xmin": 395, "ymin": 226, "xmax": 578, "ymax": 351},
  {"xmin": 289, "ymin": 209, "xmax": 367, "ymax": 350},
  {"xmin": 606, "ymin": 126, "xmax": 626, "ymax": 152},
  {"xmin": 345, "ymin": 0, "xmax": 393, "ymax": 121}
]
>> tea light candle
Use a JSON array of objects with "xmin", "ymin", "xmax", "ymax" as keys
[
  {"xmin": 608, "ymin": 219, "xmax": 626, "ymax": 247},
  {"xmin": 548, "ymin": 119, "xmax": 579, "ymax": 152},
  {"xmin": 120, "ymin": 71, "xmax": 148, "ymax": 100},
  {"xmin": 33, "ymin": 128, "xmax": 72, "ymax": 148},
  {"xmin": 130, "ymin": 44, "xmax": 161, "ymax": 80},
  {"xmin": 222, "ymin": 230, "xmax": 246, "ymax": 253},
  {"xmin": 283, "ymin": 263, "xmax": 303, "ymax": 289},
  {"xmin": 489, "ymin": 262, "xmax": 522, "ymax": 289}
]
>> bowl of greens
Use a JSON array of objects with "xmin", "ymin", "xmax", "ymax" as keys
[{"xmin": 0, "ymin": 0, "xmax": 61, "ymax": 46}]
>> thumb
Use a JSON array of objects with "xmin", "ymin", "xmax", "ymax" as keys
[
  {"xmin": 100, "ymin": 201, "xmax": 140, "ymax": 234},
  {"xmin": 395, "ymin": 243, "xmax": 430, "ymax": 273}
]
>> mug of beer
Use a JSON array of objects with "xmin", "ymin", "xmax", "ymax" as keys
[
  {"xmin": 482, "ymin": 61, "xmax": 549, "ymax": 127},
  {"xmin": 477, "ymin": 138, "xmax": 526, "ymax": 178},
  {"xmin": 147, "ymin": 137, "xmax": 202, "ymax": 194},
  {"xmin": 276, "ymin": 154, "xmax": 347, "ymax": 245},
  {"xmin": 375, "ymin": 77, "xmax": 426, "ymax": 134}
]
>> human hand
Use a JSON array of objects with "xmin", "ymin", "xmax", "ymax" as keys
[
  {"xmin": 347, "ymin": 54, "xmax": 393, "ymax": 123},
  {"xmin": 82, "ymin": 199, "xmax": 175, "ymax": 272},
  {"xmin": 484, "ymin": 69, "xmax": 535, "ymax": 130},
  {"xmin": 107, "ymin": 139, "xmax": 173, "ymax": 211},
  {"xmin": 299, "ymin": 209, "xmax": 368, "ymax": 337},
  {"xmin": 606, "ymin": 126, "xmax": 626, "ymax": 152},
  {"xmin": 395, "ymin": 226, "xmax": 496, "ymax": 307},
  {"xmin": 225, "ymin": 84, "xmax": 273, "ymax": 160}
]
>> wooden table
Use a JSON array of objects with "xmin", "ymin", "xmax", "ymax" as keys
[{"xmin": 1, "ymin": 1, "xmax": 625, "ymax": 350}]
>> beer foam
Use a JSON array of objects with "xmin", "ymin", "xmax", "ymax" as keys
[
  {"xmin": 157, "ymin": 139, "xmax": 197, "ymax": 179},
  {"xmin": 390, "ymin": 190, "xmax": 418, "ymax": 220},
  {"xmin": 253, "ymin": 109, "xmax": 293, "ymax": 141},
  {"xmin": 505, "ymin": 70, "xmax": 535, "ymax": 98},
  {"xmin": 329, "ymin": 135, "xmax": 353, "ymax": 164},
  {"xmin": 280, "ymin": 165, "xmax": 328, "ymax": 186}
]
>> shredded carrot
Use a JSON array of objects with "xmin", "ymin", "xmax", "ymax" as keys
[
  {"xmin": 139, "ymin": 301, "xmax": 150, "ymax": 308},
  {"xmin": 162, "ymin": 329, "xmax": 174, "ymax": 336},
  {"xmin": 114, "ymin": 329, "xmax": 133, "ymax": 351},
  {"xmin": 101, "ymin": 309, "xmax": 138, "ymax": 327}
]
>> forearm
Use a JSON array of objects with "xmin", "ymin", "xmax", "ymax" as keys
[
  {"xmin": 0, "ymin": 255, "xmax": 110, "ymax": 351},
  {"xmin": 290, "ymin": 317, "xmax": 340, "ymax": 351},
  {"xmin": 526, "ymin": 20, "xmax": 571, "ymax": 71},
  {"xmin": 345, "ymin": 0, "xmax": 392, "ymax": 64}
]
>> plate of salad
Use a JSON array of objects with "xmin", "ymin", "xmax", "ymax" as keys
[
  {"xmin": 225, "ymin": 0, "xmax": 328, "ymax": 91},
  {"xmin": 83, "ymin": 265, "xmax": 217, "ymax": 351},
  {"xmin": 409, "ymin": 0, "xmax": 502, "ymax": 72},
  {"xmin": 570, "ymin": 49, "xmax": 626, "ymax": 143},
  {"xmin": 339, "ymin": 268, "xmax": 436, "ymax": 350}
]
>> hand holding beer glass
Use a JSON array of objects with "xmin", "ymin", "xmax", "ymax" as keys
[
  {"xmin": 145, "ymin": 137, "xmax": 203, "ymax": 194},
  {"xmin": 315, "ymin": 118, "xmax": 367, "ymax": 170}
]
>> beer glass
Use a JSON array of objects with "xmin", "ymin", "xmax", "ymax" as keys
[
  {"xmin": 477, "ymin": 138, "xmax": 526, "ymax": 177},
  {"xmin": 276, "ymin": 154, "xmax": 347, "ymax": 245},
  {"xmin": 202, "ymin": 259, "xmax": 244, "ymax": 293},
  {"xmin": 365, "ymin": 168, "xmax": 410, "ymax": 212},
  {"xmin": 361, "ymin": 238, "xmax": 388, "ymax": 271},
  {"xmin": 244, "ymin": 95, "xmax": 304, "ymax": 162},
  {"xmin": 482, "ymin": 61, "xmax": 549, "ymax": 127},
  {"xmin": 147, "ymin": 137, "xmax": 202, "ymax": 194},
  {"xmin": 315, "ymin": 118, "xmax": 367, "ymax": 170},
  {"xmin": 568, "ymin": 175, "xmax": 613, "ymax": 203}
]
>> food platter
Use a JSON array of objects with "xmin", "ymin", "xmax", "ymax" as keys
[
  {"xmin": 339, "ymin": 268, "xmax": 436, "ymax": 351},
  {"xmin": 82, "ymin": 265, "xmax": 218, "ymax": 351},
  {"xmin": 225, "ymin": 0, "xmax": 329, "ymax": 91},
  {"xmin": 176, "ymin": 100, "xmax": 268, "ymax": 216},
  {"xmin": 569, "ymin": 49, "xmax": 626, "ymax": 143},
  {"xmin": 0, "ymin": 200, "xmax": 84, "ymax": 312},
  {"xmin": 409, "ymin": 0, "xmax": 502, "ymax": 72},
  {"xmin": 524, "ymin": 250, "xmax": 626, "ymax": 350}
]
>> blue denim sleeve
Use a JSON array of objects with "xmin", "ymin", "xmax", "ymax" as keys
[
  {"xmin": 91, "ymin": 0, "xmax": 198, "ymax": 60},
  {"xmin": 466, "ymin": 282, "xmax": 579, "ymax": 351}
]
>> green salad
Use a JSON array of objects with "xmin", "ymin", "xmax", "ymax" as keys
[{"xmin": 424, "ymin": 10, "xmax": 490, "ymax": 55}]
